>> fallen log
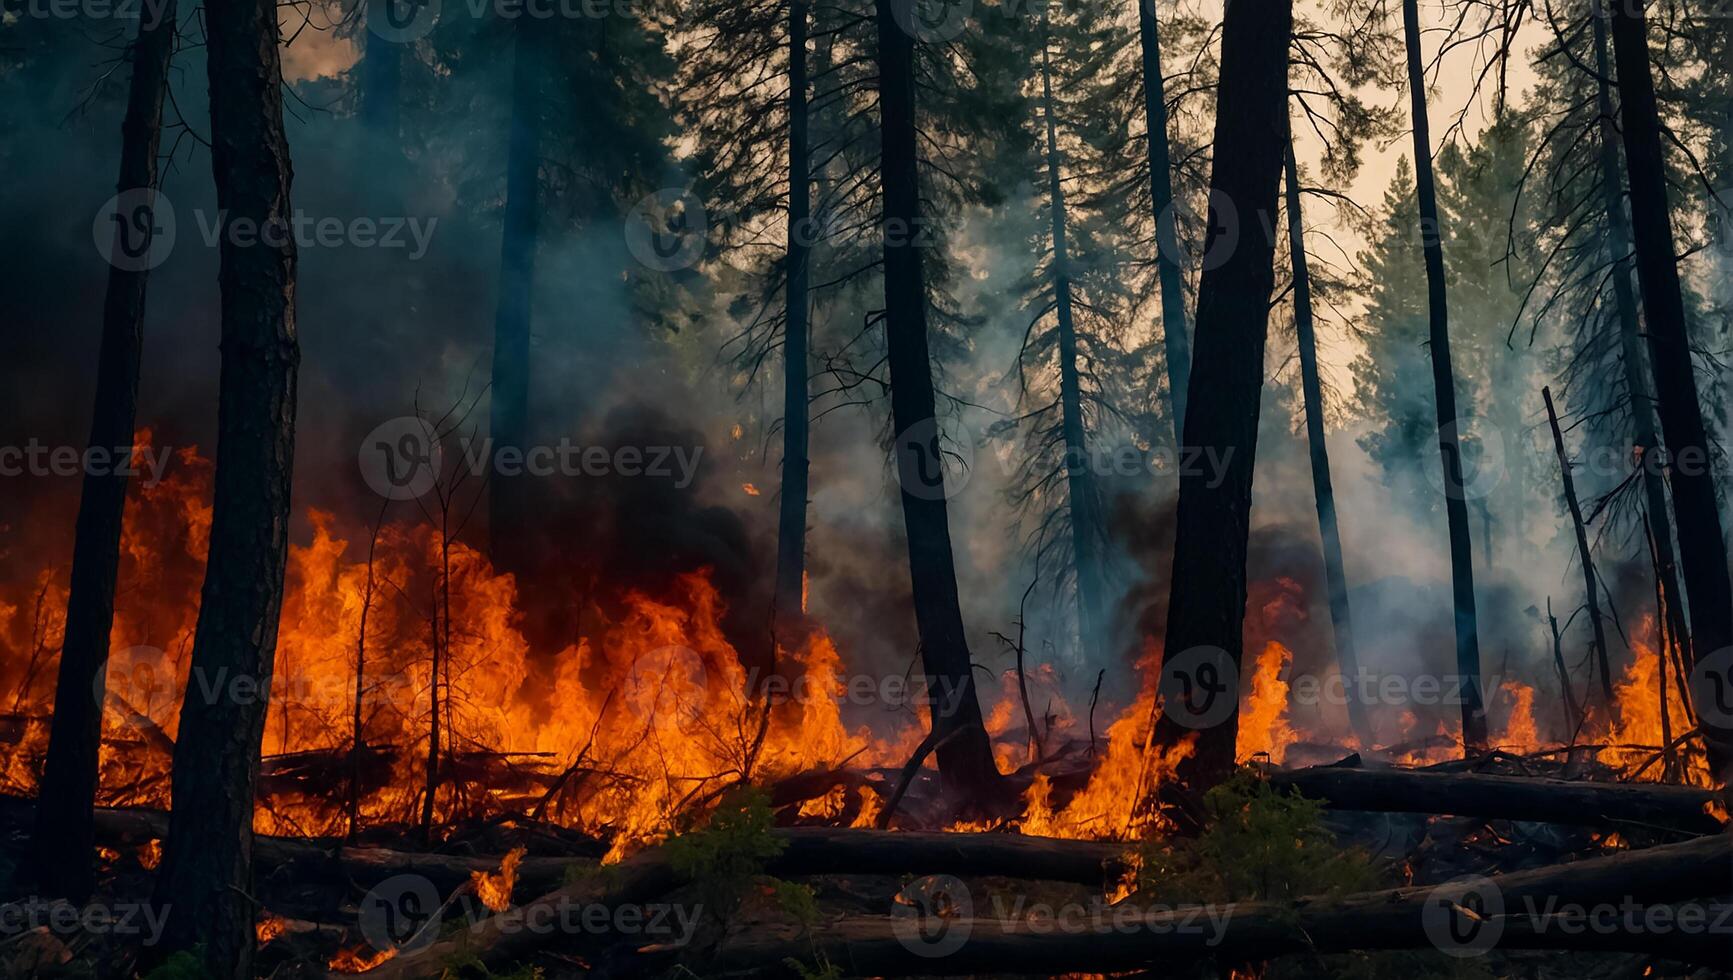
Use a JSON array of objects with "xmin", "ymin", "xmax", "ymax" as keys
[
  {"xmin": 707, "ymin": 831, "xmax": 1733, "ymax": 976},
  {"xmin": 1272, "ymin": 765, "xmax": 1724, "ymax": 833},
  {"xmin": 358, "ymin": 828, "xmax": 1131, "ymax": 979}
]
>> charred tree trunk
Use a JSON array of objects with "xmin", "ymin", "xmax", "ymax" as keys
[
  {"xmin": 774, "ymin": 0, "xmax": 812, "ymax": 633},
  {"xmin": 1401, "ymin": 0, "xmax": 1488, "ymax": 754},
  {"xmin": 1040, "ymin": 15, "xmax": 1107, "ymax": 667},
  {"xmin": 1152, "ymin": 0, "xmax": 1293, "ymax": 790},
  {"xmin": 1282, "ymin": 140, "xmax": 1372, "ymax": 750},
  {"xmin": 31, "ymin": 0, "xmax": 178, "ymax": 902},
  {"xmin": 1593, "ymin": 10, "xmax": 1690, "ymax": 668},
  {"xmin": 147, "ymin": 0, "xmax": 301, "ymax": 970},
  {"xmin": 1138, "ymin": 0, "xmax": 1190, "ymax": 442},
  {"xmin": 873, "ymin": 0, "xmax": 999, "ymax": 796},
  {"xmin": 489, "ymin": 17, "xmax": 544, "ymax": 574},
  {"xmin": 1609, "ymin": 0, "xmax": 1733, "ymax": 777},
  {"xmin": 1542, "ymin": 386, "xmax": 1613, "ymax": 705}
]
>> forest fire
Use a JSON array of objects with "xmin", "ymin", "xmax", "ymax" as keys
[
  {"xmin": 0, "ymin": 438, "xmax": 1710, "ymax": 860},
  {"xmin": 7, "ymin": 0, "xmax": 1733, "ymax": 973}
]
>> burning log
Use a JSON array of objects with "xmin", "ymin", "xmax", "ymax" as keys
[
  {"xmin": 706, "ymin": 832, "xmax": 1733, "ymax": 976},
  {"xmin": 1270, "ymin": 765, "xmax": 1723, "ymax": 833},
  {"xmin": 359, "ymin": 827, "xmax": 1133, "ymax": 978}
]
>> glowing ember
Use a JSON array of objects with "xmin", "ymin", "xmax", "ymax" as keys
[{"xmin": 328, "ymin": 945, "xmax": 396, "ymax": 973}]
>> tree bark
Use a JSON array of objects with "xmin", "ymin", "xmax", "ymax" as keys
[
  {"xmin": 1282, "ymin": 140, "xmax": 1372, "ymax": 750},
  {"xmin": 1608, "ymin": 0, "xmax": 1733, "ymax": 778},
  {"xmin": 1040, "ymin": 13, "xmax": 1107, "ymax": 668},
  {"xmin": 1591, "ymin": 10, "xmax": 1689, "ymax": 671},
  {"xmin": 1270, "ymin": 764, "xmax": 1722, "ymax": 833},
  {"xmin": 30, "ymin": 0, "xmax": 178, "ymax": 902},
  {"xmin": 1542, "ymin": 386, "xmax": 1613, "ymax": 706},
  {"xmin": 1153, "ymin": 0, "xmax": 1293, "ymax": 790},
  {"xmin": 147, "ymin": 0, "xmax": 301, "ymax": 970},
  {"xmin": 1401, "ymin": 0, "xmax": 1488, "ymax": 754},
  {"xmin": 489, "ymin": 16, "xmax": 544, "ymax": 574},
  {"xmin": 1137, "ymin": 0, "xmax": 1191, "ymax": 442},
  {"xmin": 872, "ymin": 0, "xmax": 999, "ymax": 796},
  {"xmin": 774, "ymin": 0, "xmax": 812, "ymax": 633}
]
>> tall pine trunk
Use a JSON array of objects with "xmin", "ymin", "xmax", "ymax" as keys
[
  {"xmin": 774, "ymin": 0, "xmax": 812, "ymax": 632},
  {"xmin": 1592, "ymin": 10, "xmax": 1689, "ymax": 668},
  {"xmin": 1152, "ymin": 0, "xmax": 1293, "ymax": 790},
  {"xmin": 148, "ymin": 0, "xmax": 300, "ymax": 969},
  {"xmin": 1040, "ymin": 14, "xmax": 1107, "ymax": 667},
  {"xmin": 359, "ymin": 15, "xmax": 400, "ymax": 136},
  {"xmin": 490, "ymin": 17, "xmax": 543, "ymax": 574},
  {"xmin": 1283, "ymin": 139, "xmax": 1372, "ymax": 750},
  {"xmin": 873, "ymin": 0, "xmax": 999, "ymax": 795},
  {"xmin": 31, "ymin": 0, "xmax": 178, "ymax": 901},
  {"xmin": 1609, "ymin": 0, "xmax": 1733, "ymax": 775},
  {"xmin": 1137, "ymin": 0, "xmax": 1190, "ymax": 442},
  {"xmin": 1402, "ymin": 0, "xmax": 1487, "ymax": 754}
]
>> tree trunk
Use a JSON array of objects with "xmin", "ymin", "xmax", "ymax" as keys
[
  {"xmin": 773, "ymin": 0, "xmax": 812, "ymax": 633},
  {"xmin": 359, "ymin": 15, "xmax": 400, "ymax": 136},
  {"xmin": 1040, "ymin": 14, "xmax": 1107, "ymax": 668},
  {"xmin": 1271, "ymin": 764, "xmax": 1721, "ymax": 832},
  {"xmin": 1609, "ymin": 0, "xmax": 1733, "ymax": 778},
  {"xmin": 873, "ymin": 0, "xmax": 999, "ymax": 796},
  {"xmin": 1152, "ymin": 0, "xmax": 1293, "ymax": 790},
  {"xmin": 147, "ymin": 0, "xmax": 301, "ymax": 969},
  {"xmin": 30, "ymin": 0, "xmax": 178, "ymax": 902},
  {"xmin": 1542, "ymin": 386, "xmax": 1613, "ymax": 706},
  {"xmin": 1401, "ymin": 0, "xmax": 1488, "ymax": 754},
  {"xmin": 489, "ymin": 17, "xmax": 544, "ymax": 574},
  {"xmin": 1137, "ymin": 0, "xmax": 1190, "ymax": 442},
  {"xmin": 1282, "ymin": 140, "xmax": 1372, "ymax": 750},
  {"xmin": 1592, "ymin": 10, "xmax": 1690, "ymax": 671},
  {"xmin": 711, "ymin": 833, "xmax": 1733, "ymax": 975}
]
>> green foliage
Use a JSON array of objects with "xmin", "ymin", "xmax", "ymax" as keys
[
  {"xmin": 139, "ymin": 950, "xmax": 211, "ymax": 980},
  {"xmin": 1138, "ymin": 769, "xmax": 1380, "ymax": 907},
  {"xmin": 770, "ymin": 879, "xmax": 819, "ymax": 927},
  {"xmin": 437, "ymin": 950, "xmax": 544, "ymax": 980},
  {"xmin": 664, "ymin": 786, "xmax": 786, "ymax": 916}
]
